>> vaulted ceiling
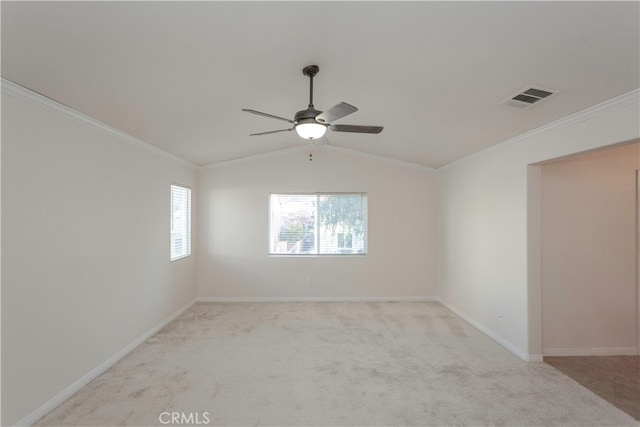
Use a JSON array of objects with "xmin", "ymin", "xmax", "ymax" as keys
[{"xmin": 2, "ymin": 1, "xmax": 639, "ymax": 168}]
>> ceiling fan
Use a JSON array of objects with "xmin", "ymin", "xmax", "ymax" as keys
[{"xmin": 242, "ymin": 65, "xmax": 383, "ymax": 141}]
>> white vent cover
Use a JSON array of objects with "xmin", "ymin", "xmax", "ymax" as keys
[{"xmin": 502, "ymin": 87, "xmax": 556, "ymax": 109}]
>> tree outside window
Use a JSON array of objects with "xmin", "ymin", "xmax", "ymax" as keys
[{"xmin": 270, "ymin": 193, "xmax": 367, "ymax": 255}]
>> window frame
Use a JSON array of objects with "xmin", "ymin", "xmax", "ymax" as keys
[
  {"xmin": 268, "ymin": 192, "xmax": 368, "ymax": 257},
  {"xmin": 170, "ymin": 183, "xmax": 192, "ymax": 261}
]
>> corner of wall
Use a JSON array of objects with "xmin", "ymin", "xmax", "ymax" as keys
[
  {"xmin": 437, "ymin": 298, "xmax": 531, "ymax": 362},
  {"xmin": 526, "ymin": 164, "xmax": 543, "ymax": 358}
]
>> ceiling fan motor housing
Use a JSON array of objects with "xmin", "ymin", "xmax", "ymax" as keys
[
  {"xmin": 242, "ymin": 64, "xmax": 383, "ymax": 138},
  {"xmin": 294, "ymin": 107, "xmax": 323, "ymax": 123}
]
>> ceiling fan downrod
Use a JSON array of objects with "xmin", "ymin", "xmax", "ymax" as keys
[
  {"xmin": 303, "ymin": 65, "xmax": 319, "ymax": 108},
  {"xmin": 241, "ymin": 64, "xmax": 383, "ymax": 139}
]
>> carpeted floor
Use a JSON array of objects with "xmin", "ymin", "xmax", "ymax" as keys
[{"xmin": 36, "ymin": 302, "xmax": 638, "ymax": 426}]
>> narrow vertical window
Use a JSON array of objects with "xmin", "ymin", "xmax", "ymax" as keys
[{"xmin": 170, "ymin": 184, "xmax": 191, "ymax": 261}]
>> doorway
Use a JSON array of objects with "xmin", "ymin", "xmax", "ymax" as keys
[
  {"xmin": 536, "ymin": 141, "xmax": 639, "ymax": 420},
  {"xmin": 540, "ymin": 142, "xmax": 638, "ymax": 355}
]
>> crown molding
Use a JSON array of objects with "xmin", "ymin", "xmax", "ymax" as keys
[
  {"xmin": 201, "ymin": 141, "xmax": 435, "ymax": 172},
  {"xmin": 200, "ymin": 145, "xmax": 309, "ymax": 170},
  {"xmin": 326, "ymin": 145, "xmax": 435, "ymax": 171},
  {"xmin": 1, "ymin": 78, "xmax": 198, "ymax": 170},
  {"xmin": 439, "ymin": 88, "xmax": 640, "ymax": 171}
]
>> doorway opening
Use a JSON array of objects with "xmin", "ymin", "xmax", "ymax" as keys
[{"xmin": 529, "ymin": 140, "xmax": 639, "ymax": 420}]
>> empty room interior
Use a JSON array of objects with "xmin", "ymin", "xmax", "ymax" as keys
[{"xmin": 2, "ymin": 2, "xmax": 640, "ymax": 426}]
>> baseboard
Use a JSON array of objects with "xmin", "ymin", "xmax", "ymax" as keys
[
  {"xmin": 543, "ymin": 347, "xmax": 639, "ymax": 357},
  {"xmin": 16, "ymin": 299, "xmax": 197, "ymax": 427},
  {"xmin": 196, "ymin": 296, "xmax": 438, "ymax": 303},
  {"xmin": 528, "ymin": 354, "xmax": 544, "ymax": 362},
  {"xmin": 437, "ymin": 298, "xmax": 534, "ymax": 362}
]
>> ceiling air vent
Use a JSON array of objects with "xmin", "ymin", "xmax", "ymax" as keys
[{"xmin": 502, "ymin": 87, "xmax": 556, "ymax": 109}]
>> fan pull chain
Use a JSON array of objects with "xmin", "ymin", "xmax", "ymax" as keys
[{"xmin": 309, "ymin": 153, "xmax": 313, "ymax": 162}]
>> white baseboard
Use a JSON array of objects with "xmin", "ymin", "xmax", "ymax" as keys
[
  {"xmin": 528, "ymin": 354, "xmax": 544, "ymax": 363},
  {"xmin": 196, "ymin": 296, "xmax": 438, "ymax": 303},
  {"xmin": 16, "ymin": 299, "xmax": 197, "ymax": 427},
  {"xmin": 543, "ymin": 347, "xmax": 639, "ymax": 357},
  {"xmin": 196, "ymin": 297, "xmax": 544, "ymax": 362},
  {"xmin": 437, "ymin": 298, "xmax": 535, "ymax": 362}
]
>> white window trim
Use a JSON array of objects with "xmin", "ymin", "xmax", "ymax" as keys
[
  {"xmin": 170, "ymin": 183, "xmax": 192, "ymax": 261},
  {"xmin": 268, "ymin": 192, "xmax": 368, "ymax": 257}
]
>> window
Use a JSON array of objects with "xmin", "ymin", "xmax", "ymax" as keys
[
  {"xmin": 337, "ymin": 233, "xmax": 353, "ymax": 249},
  {"xmin": 269, "ymin": 193, "xmax": 367, "ymax": 255},
  {"xmin": 170, "ymin": 184, "xmax": 191, "ymax": 261}
]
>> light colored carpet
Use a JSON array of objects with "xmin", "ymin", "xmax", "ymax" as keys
[{"xmin": 36, "ymin": 302, "xmax": 638, "ymax": 426}]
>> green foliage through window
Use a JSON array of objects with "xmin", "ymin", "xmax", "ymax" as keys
[{"xmin": 270, "ymin": 193, "xmax": 367, "ymax": 255}]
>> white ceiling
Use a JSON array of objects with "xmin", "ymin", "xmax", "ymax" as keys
[{"xmin": 2, "ymin": 1, "xmax": 639, "ymax": 168}]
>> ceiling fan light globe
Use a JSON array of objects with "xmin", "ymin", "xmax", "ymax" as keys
[{"xmin": 295, "ymin": 122, "xmax": 327, "ymax": 140}]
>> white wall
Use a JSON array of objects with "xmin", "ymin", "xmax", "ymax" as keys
[
  {"xmin": 541, "ymin": 143, "xmax": 638, "ymax": 355},
  {"xmin": 198, "ymin": 147, "xmax": 438, "ymax": 300},
  {"xmin": 1, "ymin": 83, "xmax": 198, "ymax": 426},
  {"xmin": 437, "ymin": 90, "xmax": 639, "ymax": 360},
  {"xmin": 1, "ymin": 81, "xmax": 636, "ymax": 425}
]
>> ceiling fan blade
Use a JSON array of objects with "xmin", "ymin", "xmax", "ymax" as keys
[
  {"xmin": 242, "ymin": 109, "xmax": 295, "ymax": 124},
  {"xmin": 249, "ymin": 128, "xmax": 294, "ymax": 136},
  {"xmin": 315, "ymin": 102, "xmax": 358, "ymax": 124},
  {"xmin": 330, "ymin": 124, "xmax": 383, "ymax": 134}
]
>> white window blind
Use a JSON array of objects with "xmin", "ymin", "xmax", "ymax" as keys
[
  {"xmin": 170, "ymin": 184, "xmax": 191, "ymax": 261},
  {"xmin": 269, "ymin": 193, "xmax": 368, "ymax": 255}
]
